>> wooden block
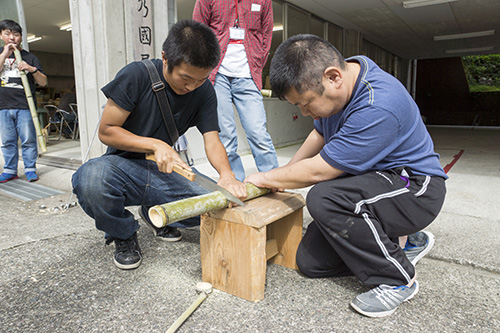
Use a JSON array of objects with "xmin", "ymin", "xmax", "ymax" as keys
[
  {"xmin": 266, "ymin": 239, "xmax": 278, "ymax": 260},
  {"xmin": 266, "ymin": 208, "xmax": 303, "ymax": 270},
  {"xmin": 201, "ymin": 217, "xmax": 267, "ymax": 302},
  {"xmin": 206, "ymin": 192, "xmax": 305, "ymax": 228},
  {"xmin": 200, "ymin": 191, "xmax": 305, "ymax": 302}
]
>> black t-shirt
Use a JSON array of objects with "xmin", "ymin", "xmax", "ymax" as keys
[
  {"xmin": 101, "ymin": 59, "xmax": 219, "ymax": 158},
  {"xmin": 0, "ymin": 48, "xmax": 44, "ymax": 109}
]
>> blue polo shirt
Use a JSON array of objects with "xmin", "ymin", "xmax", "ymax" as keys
[{"xmin": 316, "ymin": 56, "xmax": 447, "ymax": 179}]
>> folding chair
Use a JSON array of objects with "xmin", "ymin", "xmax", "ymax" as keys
[
  {"xmin": 68, "ymin": 103, "xmax": 79, "ymax": 139},
  {"xmin": 43, "ymin": 104, "xmax": 65, "ymax": 140}
]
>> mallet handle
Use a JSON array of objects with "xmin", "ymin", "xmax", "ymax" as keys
[
  {"xmin": 165, "ymin": 292, "xmax": 208, "ymax": 333},
  {"xmin": 146, "ymin": 153, "xmax": 196, "ymax": 181}
]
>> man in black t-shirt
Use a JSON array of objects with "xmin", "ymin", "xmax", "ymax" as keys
[
  {"xmin": 0, "ymin": 19, "xmax": 47, "ymax": 183},
  {"xmin": 72, "ymin": 20, "xmax": 247, "ymax": 270}
]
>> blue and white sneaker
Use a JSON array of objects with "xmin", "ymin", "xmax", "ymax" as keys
[
  {"xmin": 404, "ymin": 230, "xmax": 435, "ymax": 266},
  {"xmin": 25, "ymin": 172, "xmax": 39, "ymax": 182},
  {"xmin": 351, "ymin": 281, "xmax": 419, "ymax": 317},
  {"xmin": 0, "ymin": 172, "xmax": 18, "ymax": 183}
]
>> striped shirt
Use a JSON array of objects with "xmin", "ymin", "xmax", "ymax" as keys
[{"xmin": 193, "ymin": 0, "xmax": 273, "ymax": 90}]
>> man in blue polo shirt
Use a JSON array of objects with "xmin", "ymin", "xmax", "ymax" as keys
[{"xmin": 245, "ymin": 34, "xmax": 447, "ymax": 318}]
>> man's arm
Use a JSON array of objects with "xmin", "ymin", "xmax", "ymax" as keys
[
  {"xmin": 203, "ymin": 131, "xmax": 247, "ymax": 199},
  {"xmin": 287, "ymin": 129, "xmax": 325, "ymax": 166},
  {"xmin": 0, "ymin": 45, "xmax": 12, "ymax": 72},
  {"xmin": 98, "ymin": 99, "xmax": 190, "ymax": 173},
  {"xmin": 246, "ymin": 153, "xmax": 343, "ymax": 190},
  {"xmin": 245, "ymin": 128, "xmax": 343, "ymax": 189},
  {"xmin": 30, "ymin": 67, "xmax": 47, "ymax": 87},
  {"xmin": 18, "ymin": 61, "xmax": 47, "ymax": 86},
  {"xmin": 261, "ymin": 0, "xmax": 274, "ymax": 56}
]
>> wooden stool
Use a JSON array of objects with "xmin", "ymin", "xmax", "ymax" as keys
[{"xmin": 200, "ymin": 191, "xmax": 305, "ymax": 302}]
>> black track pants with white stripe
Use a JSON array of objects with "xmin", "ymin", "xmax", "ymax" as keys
[{"xmin": 296, "ymin": 168, "xmax": 446, "ymax": 286}]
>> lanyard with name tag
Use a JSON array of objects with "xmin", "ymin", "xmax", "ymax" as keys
[
  {"xmin": 230, "ymin": 27, "xmax": 245, "ymax": 40},
  {"xmin": 230, "ymin": 0, "xmax": 245, "ymax": 44}
]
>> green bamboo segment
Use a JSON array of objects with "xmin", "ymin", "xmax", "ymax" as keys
[
  {"xmin": 149, "ymin": 183, "xmax": 271, "ymax": 228},
  {"xmin": 150, "ymin": 191, "xmax": 227, "ymax": 228},
  {"xmin": 13, "ymin": 49, "xmax": 47, "ymax": 153},
  {"xmin": 245, "ymin": 183, "xmax": 271, "ymax": 198}
]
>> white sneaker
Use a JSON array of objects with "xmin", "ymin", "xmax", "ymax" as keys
[{"xmin": 350, "ymin": 281, "xmax": 419, "ymax": 317}]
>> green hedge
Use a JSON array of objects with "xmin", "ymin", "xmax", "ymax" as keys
[{"xmin": 462, "ymin": 54, "xmax": 500, "ymax": 92}]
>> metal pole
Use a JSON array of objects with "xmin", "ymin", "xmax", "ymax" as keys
[{"xmin": 411, "ymin": 59, "xmax": 418, "ymax": 100}]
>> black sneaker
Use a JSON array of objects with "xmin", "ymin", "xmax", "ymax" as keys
[
  {"xmin": 139, "ymin": 206, "xmax": 182, "ymax": 242},
  {"xmin": 106, "ymin": 232, "xmax": 142, "ymax": 270}
]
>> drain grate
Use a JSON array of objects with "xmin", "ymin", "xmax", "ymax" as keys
[{"xmin": 0, "ymin": 179, "xmax": 64, "ymax": 201}]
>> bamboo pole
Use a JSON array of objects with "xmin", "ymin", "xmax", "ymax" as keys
[
  {"xmin": 149, "ymin": 183, "xmax": 270, "ymax": 228},
  {"xmin": 13, "ymin": 49, "xmax": 47, "ymax": 153}
]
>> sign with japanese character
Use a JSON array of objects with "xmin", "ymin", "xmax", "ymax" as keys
[{"xmin": 132, "ymin": 0, "xmax": 153, "ymax": 60}]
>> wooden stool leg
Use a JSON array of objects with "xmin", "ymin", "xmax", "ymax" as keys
[
  {"xmin": 266, "ymin": 208, "xmax": 303, "ymax": 270},
  {"xmin": 201, "ymin": 216, "xmax": 267, "ymax": 302}
]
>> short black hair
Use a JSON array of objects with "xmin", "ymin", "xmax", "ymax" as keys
[
  {"xmin": 163, "ymin": 20, "xmax": 220, "ymax": 73},
  {"xmin": 270, "ymin": 34, "xmax": 346, "ymax": 99},
  {"xmin": 0, "ymin": 19, "xmax": 22, "ymax": 35}
]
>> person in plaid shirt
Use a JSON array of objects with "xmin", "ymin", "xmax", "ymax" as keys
[{"xmin": 193, "ymin": 0, "xmax": 279, "ymax": 181}]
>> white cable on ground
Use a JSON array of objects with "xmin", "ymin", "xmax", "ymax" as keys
[{"xmin": 62, "ymin": 109, "xmax": 103, "ymax": 210}]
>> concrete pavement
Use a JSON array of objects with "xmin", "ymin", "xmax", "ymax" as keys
[{"xmin": 1, "ymin": 126, "xmax": 499, "ymax": 332}]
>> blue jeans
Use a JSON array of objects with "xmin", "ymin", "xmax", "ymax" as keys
[
  {"xmin": 0, "ymin": 109, "xmax": 38, "ymax": 174},
  {"xmin": 214, "ymin": 73, "xmax": 279, "ymax": 181},
  {"xmin": 71, "ymin": 155, "xmax": 209, "ymax": 240}
]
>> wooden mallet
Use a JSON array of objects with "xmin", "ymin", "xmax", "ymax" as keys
[{"xmin": 165, "ymin": 282, "xmax": 213, "ymax": 333}]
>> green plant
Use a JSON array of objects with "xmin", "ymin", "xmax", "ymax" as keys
[{"xmin": 462, "ymin": 54, "xmax": 500, "ymax": 92}]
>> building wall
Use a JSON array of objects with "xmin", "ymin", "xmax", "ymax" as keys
[
  {"xmin": 72, "ymin": 0, "xmax": 408, "ymax": 163},
  {"xmin": 183, "ymin": 98, "xmax": 313, "ymax": 165},
  {"xmin": 70, "ymin": 0, "xmax": 170, "ymax": 160},
  {"xmin": 31, "ymin": 51, "xmax": 75, "ymax": 94}
]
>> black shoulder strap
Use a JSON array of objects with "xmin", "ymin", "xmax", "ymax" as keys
[{"xmin": 142, "ymin": 59, "xmax": 179, "ymax": 145}]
